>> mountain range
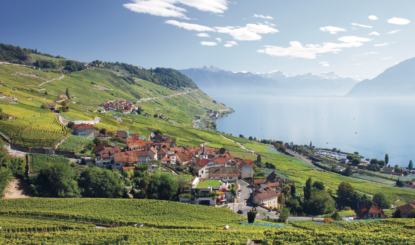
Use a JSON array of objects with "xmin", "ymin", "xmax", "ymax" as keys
[
  {"xmin": 347, "ymin": 57, "xmax": 415, "ymax": 97},
  {"xmin": 180, "ymin": 66, "xmax": 360, "ymax": 96}
]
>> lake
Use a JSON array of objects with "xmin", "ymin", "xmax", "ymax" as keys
[{"xmin": 207, "ymin": 91, "xmax": 415, "ymax": 168}]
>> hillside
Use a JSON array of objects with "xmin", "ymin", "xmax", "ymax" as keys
[
  {"xmin": 347, "ymin": 57, "xmax": 415, "ymax": 97},
  {"xmin": 180, "ymin": 66, "xmax": 359, "ymax": 96},
  {"xmin": 0, "ymin": 63, "xmax": 226, "ymax": 147}
]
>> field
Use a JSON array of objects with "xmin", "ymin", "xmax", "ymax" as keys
[
  {"xmin": 1, "ymin": 199, "xmax": 415, "ymax": 244},
  {"xmin": 29, "ymin": 153, "xmax": 70, "ymax": 173},
  {"xmin": 197, "ymin": 180, "xmax": 222, "ymax": 188},
  {"xmin": 56, "ymin": 135, "xmax": 92, "ymax": 152}
]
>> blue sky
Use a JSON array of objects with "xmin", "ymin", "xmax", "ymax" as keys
[{"xmin": 1, "ymin": 0, "xmax": 414, "ymax": 79}]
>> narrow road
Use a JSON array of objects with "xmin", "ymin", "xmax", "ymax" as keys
[
  {"xmin": 39, "ymin": 73, "xmax": 65, "ymax": 86},
  {"xmin": 219, "ymin": 134, "xmax": 255, "ymax": 154}
]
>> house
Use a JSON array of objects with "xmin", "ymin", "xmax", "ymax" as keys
[
  {"xmin": 148, "ymin": 147, "xmax": 157, "ymax": 160},
  {"xmin": 58, "ymin": 94, "xmax": 68, "ymax": 99},
  {"xmin": 116, "ymin": 130, "xmax": 128, "ymax": 140},
  {"xmin": 113, "ymin": 152, "xmax": 140, "ymax": 170},
  {"xmin": 43, "ymin": 103, "xmax": 57, "ymax": 111},
  {"xmin": 133, "ymin": 150, "xmax": 151, "ymax": 165},
  {"xmin": 383, "ymin": 167, "xmax": 395, "ymax": 174},
  {"xmin": 161, "ymin": 157, "xmax": 172, "ymax": 165},
  {"xmin": 72, "ymin": 124, "xmax": 97, "ymax": 139},
  {"xmin": 94, "ymin": 146, "xmax": 122, "ymax": 168},
  {"xmin": 392, "ymin": 172, "xmax": 404, "ymax": 177},
  {"xmin": 252, "ymin": 187, "xmax": 280, "ymax": 208},
  {"xmin": 176, "ymin": 152, "xmax": 193, "ymax": 166},
  {"xmin": 396, "ymin": 203, "xmax": 415, "ymax": 218},
  {"xmin": 194, "ymin": 159, "xmax": 212, "ymax": 179},
  {"xmin": 208, "ymin": 167, "xmax": 240, "ymax": 182},
  {"xmin": 92, "ymin": 143, "xmax": 113, "ymax": 155},
  {"xmin": 355, "ymin": 201, "xmax": 386, "ymax": 219},
  {"xmin": 235, "ymin": 159, "xmax": 254, "ymax": 179}
]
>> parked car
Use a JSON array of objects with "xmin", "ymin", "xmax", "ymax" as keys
[{"xmin": 237, "ymin": 210, "xmax": 243, "ymax": 214}]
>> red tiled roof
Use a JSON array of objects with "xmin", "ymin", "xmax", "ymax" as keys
[
  {"xmin": 253, "ymin": 179, "xmax": 267, "ymax": 184},
  {"xmin": 212, "ymin": 154, "xmax": 232, "ymax": 164},
  {"xmin": 72, "ymin": 123, "xmax": 96, "ymax": 130},
  {"xmin": 253, "ymin": 190, "xmax": 279, "ymax": 200},
  {"xmin": 116, "ymin": 130, "xmax": 128, "ymax": 138},
  {"xmin": 161, "ymin": 157, "xmax": 171, "ymax": 161},
  {"xmin": 92, "ymin": 143, "xmax": 113, "ymax": 154},
  {"xmin": 134, "ymin": 150, "xmax": 150, "ymax": 157},
  {"xmin": 396, "ymin": 203, "xmax": 415, "ymax": 215},
  {"xmin": 208, "ymin": 167, "xmax": 240, "ymax": 178}
]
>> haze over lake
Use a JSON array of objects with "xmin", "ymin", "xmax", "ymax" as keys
[{"xmin": 207, "ymin": 91, "xmax": 415, "ymax": 167}]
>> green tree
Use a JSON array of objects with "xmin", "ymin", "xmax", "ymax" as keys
[
  {"xmin": 290, "ymin": 184, "xmax": 296, "ymax": 197},
  {"xmin": 6, "ymin": 157, "xmax": 26, "ymax": 177},
  {"xmin": 247, "ymin": 208, "xmax": 258, "ymax": 223},
  {"xmin": 78, "ymin": 167, "xmax": 124, "ymax": 198},
  {"xmin": 313, "ymin": 181, "xmax": 325, "ymax": 191},
  {"xmin": 278, "ymin": 208, "xmax": 289, "ymax": 223},
  {"xmin": 394, "ymin": 165, "xmax": 402, "ymax": 173},
  {"xmin": 0, "ymin": 167, "xmax": 13, "ymax": 196},
  {"xmin": 304, "ymin": 177, "xmax": 312, "ymax": 200},
  {"xmin": 377, "ymin": 160, "xmax": 385, "ymax": 167},
  {"xmin": 30, "ymin": 161, "xmax": 80, "ymax": 197},
  {"xmin": 385, "ymin": 154, "xmax": 389, "ymax": 165},
  {"xmin": 408, "ymin": 209, "xmax": 415, "ymax": 218},
  {"xmin": 393, "ymin": 209, "xmax": 402, "ymax": 218},
  {"xmin": 337, "ymin": 181, "xmax": 356, "ymax": 199},
  {"xmin": 303, "ymin": 190, "xmax": 336, "ymax": 215},
  {"xmin": 286, "ymin": 198, "xmax": 301, "ymax": 215},
  {"xmin": 409, "ymin": 160, "xmax": 413, "ymax": 170},
  {"xmin": 344, "ymin": 166, "xmax": 353, "ymax": 176},
  {"xmin": 67, "ymin": 122, "xmax": 74, "ymax": 129},
  {"xmin": 65, "ymin": 88, "xmax": 70, "ymax": 99},
  {"xmin": 256, "ymin": 154, "xmax": 261, "ymax": 163},
  {"xmin": 310, "ymin": 141, "xmax": 312, "ymax": 148},
  {"xmin": 93, "ymin": 137, "xmax": 102, "ymax": 146},
  {"xmin": 331, "ymin": 211, "xmax": 342, "ymax": 221},
  {"xmin": 372, "ymin": 193, "xmax": 390, "ymax": 209},
  {"xmin": 370, "ymin": 158, "xmax": 378, "ymax": 165}
]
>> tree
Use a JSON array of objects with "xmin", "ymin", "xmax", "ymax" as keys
[
  {"xmin": 290, "ymin": 184, "xmax": 296, "ymax": 197},
  {"xmin": 67, "ymin": 122, "xmax": 74, "ymax": 129},
  {"xmin": 30, "ymin": 161, "xmax": 80, "ymax": 197},
  {"xmin": 344, "ymin": 166, "xmax": 353, "ymax": 176},
  {"xmin": 303, "ymin": 190, "xmax": 336, "ymax": 215},
  {"xmin": 247, "ymin": 208, "xmax": 258, "ymax": 223},
  {"xmin": 106, "ymin": 129, "xmax": 116, "ymax": 137},
  {"xmin": 385, "ymin": 154, "xmax": 389, "ymax": 165},
  {"xmin": 60, "ymin": 100, "xmax": 68, "ymax": 112},
  {"xmin": 0, "ymin": 108, "xmax": 2, "ymax": 113},
  {"xmin": 278, "ymin": 208, "xmax": 289, "ymax": 223},
  {"xmin": 304, "ymin": 177, "xmax": 312, "ymax": 200},
  {"xmin": 249, "ymin": 136, "xmax": 253, "ymax": 140},
  {"xmin": 370, "ymin": 158, "xmax": 378, "ymax": 165},
  {"xmin": 310, "ymin": 141, "xmax": 312, "ymax": 148},
  {"xmin": 394, "ymin": 165, "xmax": 402, "ymax": 173},
  {"xmin": 256, "ymin": 154, "xmax": 261, "ymax": 163},
  {"xmin": 313, "ymin": 181, "xmax": 325, "ymax": 191},
  {"xmin": 393, "ymin": 209, "xmax": 402, "ymax": 218},
  {"xmin": 99, "ymin": 128, "xmax": 107, "ymax": 135},
  {"xmin": 377, "ymin": 160, "xmax": 385, "ymax": 167},
  {"xmin": 372, "ymin": 192, "xmax": 390, "ymax": 209},
  {"xmin": 396, "ymin": 179, "xmax": 405, "ymax": 187},
  {"xmin": 66, "ymin": 88, "xmax": 70, "ymax": 99},
  {"xmin": 409, "ymin": 160, "xmax": 413, "ymax": 171},
  {"xmin": 78, "ymin": 168, "xmax": 124, "ymax": 198},
  {"xmin": 408, "ymin": 209, "xmax": 415, "ymax": 218},
  {"xmin": 93, "ymin": 137, "xmax": 102, "ymax": 146},
  {"xmin": 286, "ymin": 198, "xmax": 301, "ymax": 215},
  {"xmin": 331, "ymin": 211, "xmax": 342, "ymax": 221},
  {"xmin": 337, "ymin": 182, "xmax": 356, "ymax": 199}
]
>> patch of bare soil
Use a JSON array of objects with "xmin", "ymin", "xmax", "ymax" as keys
[{"xmin": 2, "ymin": 178, "xmax": 34, "ymax": 199}]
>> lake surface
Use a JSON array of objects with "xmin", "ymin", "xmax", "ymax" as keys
[{"xmin": 207, "ymin": 91, "xmax": 415, "ymax": 168}]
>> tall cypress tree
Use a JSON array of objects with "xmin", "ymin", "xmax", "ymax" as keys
[
  {"xmin": 66, "ymin": 88, "xmax": 70, "ymax": 99},
  {"xmin": 409, "ymin": 160, "xmax": 413, "ymax": 170},
  {"xmin": 385, "ymin": 154, "xmax": 389, "ymax": 165},
  {"xmin": 304, "ymin": 177, "xmax": 312, "ymax": 200}
]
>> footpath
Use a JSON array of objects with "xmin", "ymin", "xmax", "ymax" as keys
[{"xmin": 137, "ymin": 89, "xmax": 199, "ymax": 103}]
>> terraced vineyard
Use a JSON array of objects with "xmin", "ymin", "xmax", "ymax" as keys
[
  {"xmin": 1, "ymin": 199, "xmax": 415, "ymax": 244},
  {"xmin": 56, "ymin": 135, "xmax": 92, "ymax": 151}
]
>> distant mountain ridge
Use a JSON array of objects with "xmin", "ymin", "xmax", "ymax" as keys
[
  {"xmin": 347, "ymin": 57, "xmax": 415, "ymax": 97},
  {"xmin": 180, "ymin": 66, "xmax": 359, "ymax": 96}
]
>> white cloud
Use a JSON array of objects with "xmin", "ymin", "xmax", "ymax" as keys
[
  {"xmin": 368, "ymin": 31, "xmax": 380, "ymax": 36},
  {"xmin": 386, "ymin": 29, "xmax": 401, "ymax": 34},
  {"xmin": 382, "ymin": 57, "xmax": 392, "ymax": 59},
  {"xmin": 319, "ymin": 61, "xmax": 330, "ymax": 67},
  {"xmin": 201, "ymin": 41, "xmax": 217, "ymax": 46},
  {"xmin": 215, "ymin": 38, "xmax": 222, "ymax": 42},
  {"xmin": 387, "ymin": 17, "xmax": 411, "ymax": 25},
  {"xmin": 319, "ymin": 26, "xmax": 346, "ymax": 34},
  {"xmin": 165, "ymin": 20, "xmax": 214, "ymax": 31},
  {"xmin": 123, "ymin": 0, "xmax": 228, "ymax": 19},
  {"xmin": 196, "ymin": 33, "xmax": 210, "ymax": 37},
  {"xmin": 224, "ymin": 41, "xmax": 238, "ymax": 47},
  {"xmin": 358, "ymin": 52, "xmax": 378, "ymax": 56},
  {"xmin": 375, "ymin": 42, "xmax": 394, "ymax": 47},
  {"xmin": 351, "ymin": 23, "xmax": 372, "ymax": 28},
  {"xmin": 257, "ymin": 36, "xmax": 371, "ymax": 59},
  {"xmin": 253, "ymin": 14, "xmax": 273, "ymax": 20},
  {"xmin": 368, "ymin": 15, "xmax": 378, "ymax": 20},
  {"xmin": 165, "ymin": 20, "xmax": 278, "ymax": 41},
  {"xmin": 215, "ymin": 23, "xmax": 278, "ymax": 41}
]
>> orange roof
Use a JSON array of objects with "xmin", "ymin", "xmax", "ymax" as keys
[
  {"xmin": 243, "ymin": 159, "xmax": 254, "ymax": 166},
  {"xmin": 114, "ymin": 152, "xmax": 139, "ymax": 164},
  {"xmin": 72, "ymin": 123, "xmax": 96, "ymax": 130},
  {"xmin": 212, "ymin": 154, "xmax": 232, "ymax": 164},
  {"xmin": 253, "ymin": 179, "xmax": 267, "ymax": 184},
  {"xmin": 122, "ymin": 166, "xmax": 135, "ymax": 170},
  {"xmin": 253, "ymin": 190, "xmax": 279, "ymax": 200},
  {"xmin": 161, "ymin": 157, "xmax": 171, "ymax": 161}
]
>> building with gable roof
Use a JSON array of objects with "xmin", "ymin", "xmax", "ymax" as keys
[
  {"xmin": 396, "ymin": 203, "xmax": 415, "ymax": 218},
  {"xmin": 355, "ymin": 201, "xmax": 386, "ymax": 219},
  {"xmin": 72, "ymin": 123, "xmax": 97, "ymax": 138}
]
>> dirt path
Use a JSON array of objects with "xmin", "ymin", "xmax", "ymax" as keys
[
  {"xmin": 219, "ymin": 134, "xmax": 256, "ymax": 154},
  {"xmin": 2, "ymin": 178, "xmax": 34, "ymax": 199},
  {"xmin": 137, "ymin": 89, "xmax": 199, "ymax": 103},
  {"xmin": 39, "ymin": 73, "xmax": 65, "ymax": 86}
]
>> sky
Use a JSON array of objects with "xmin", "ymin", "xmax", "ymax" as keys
[{"xmin": 1, "ymin": 0, "xmax": 414, "ymax": 79}]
